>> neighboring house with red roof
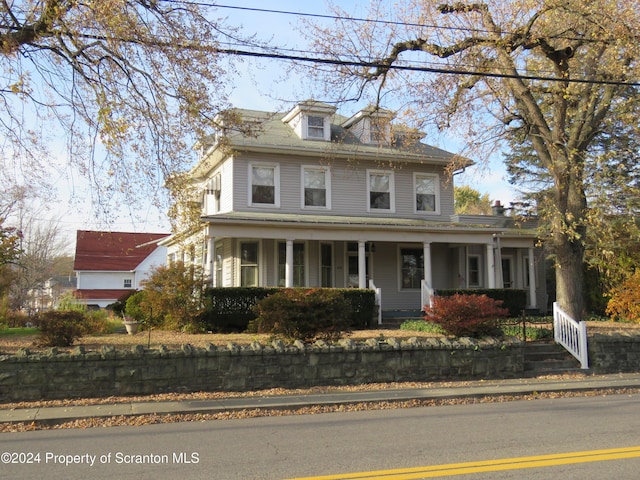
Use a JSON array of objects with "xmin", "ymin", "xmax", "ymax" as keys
[{"xmin": 73, "ymin": 230, "xmax": 170, "ymax": 308}]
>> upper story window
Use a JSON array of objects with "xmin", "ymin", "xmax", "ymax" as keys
[
  {"xmin": 414, "ymin": 173, "xmax": 439, "ymax": 213},
  {"xmin": 250, "ymin": 163, "xmax": 279, "ymax": 207},
  {"xmin": 123, "ymin": 279, "xmax": 132, "ymax": 288},
  {"xmin": 307, "ymin": 115, "xmax": 326, "ymax": 139},
  {"xmin": 282, "ymin": 101, "xmax": 336, "ymax": 141},
  {"xmin": 302, "ymin": 166, "xmax": 331, "ymax": 209},
  {"xmin": 367, "ymin": 170, "xmax": 395, "ymax": 212},
  {"xmin": 369, "ymin": 118, "xmax": 391, "ymax": 144}
]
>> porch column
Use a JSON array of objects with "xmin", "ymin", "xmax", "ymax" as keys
[
  {"xmin": 358, "ymin": 241, "xmax": 366, "ymax": 289},
  {"xmin": 207, "ymin": 235, "xmax": 215, "ymax": 287},
  {"xmin": 423, "ymin": 242, "xmax": 432, "ymax": 287},
  {"xmin": 486, "ymin": 243, "xmax": 496, "ymax": 289},
  {"xmin": 528, "ymin": 247, "xmax": 537, "ymax": 309},
  {"xmin": 285, "ymin": 239, "xmax": 294, "ymax": 288}
]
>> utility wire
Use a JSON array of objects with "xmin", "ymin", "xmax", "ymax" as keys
[{"xmin": 215, "ymin": 47, "xmax": 640, "ymax": 87}]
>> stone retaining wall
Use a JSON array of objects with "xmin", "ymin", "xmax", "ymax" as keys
[
  {"xmin": 588, "ymin": 334, "xmax": 640, "ymax": 373},
  {"xmin": 0, "ymin": 337, "xmax": 524, "ymax": 402}
]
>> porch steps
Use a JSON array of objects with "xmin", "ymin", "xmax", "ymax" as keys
[
  {"xmin": 524, "ymin": 341, "xmax": 588, "ymax": 377},
  {"xmin": 379, "ymin": 310, "xmax": 424, "ymax": 329}
]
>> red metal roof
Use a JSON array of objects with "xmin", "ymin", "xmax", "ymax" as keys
[{"xmin": 73, "ymin": 230, "xmax": 170, "ymax": 271}]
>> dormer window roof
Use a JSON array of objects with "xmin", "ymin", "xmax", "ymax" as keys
[
  {"xmin": 282, "ymin": 100, "xmax": 336, "ymax": 141},
  {"xmin": 342, "ymin": 106, "xmax": 395, "ymax": 145}
]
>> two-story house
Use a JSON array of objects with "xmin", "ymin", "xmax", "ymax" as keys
[
  {"xmin": 165, "ymin": 101, "xmax": 545, "ymax": 320},
  {"xmin": 73, "ymin": 230, "xmax": 169, "ymax": 308}
]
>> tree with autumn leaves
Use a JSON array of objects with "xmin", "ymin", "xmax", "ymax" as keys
[
  {"xmin": 305, "ymin": 0, "xmax": 640, "ymax": 320},
  {"xmin": 1, "ymin": 1, "xmax": 253, "ymax": 226}
]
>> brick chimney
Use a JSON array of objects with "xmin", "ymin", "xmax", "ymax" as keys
[{"xmin": 492, "ymin": 200, "xmax": 505, "ymax": 216}]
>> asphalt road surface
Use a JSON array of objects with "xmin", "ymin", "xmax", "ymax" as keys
[{"xmin": 1, "ymin": 393, "xmax": 640, "ymax": 479}]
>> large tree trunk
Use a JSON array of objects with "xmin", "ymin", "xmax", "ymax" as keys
[{"xmin": 552, "ymin": 161, "xmax": 588, "ymax": 321}]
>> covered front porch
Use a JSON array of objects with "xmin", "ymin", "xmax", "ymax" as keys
[{"xmin": 196, "ymin": 213, "xmax": 544, "ymax": 320}]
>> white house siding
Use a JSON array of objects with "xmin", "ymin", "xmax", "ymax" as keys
[
  {"xmin": 134, "ymin": 246, "xmax": 167, "ymax": 288},
  {"xmin": 77, "ymin": 272, "xmax": 134, "ymax": 290},
  {"xmin": 229, "ymin": 153, "xmax": 455, "ymax": 221}
]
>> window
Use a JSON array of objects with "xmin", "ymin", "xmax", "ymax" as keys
[
  {"xmin": 215, "ymin": 244, "xmax": 223, "ymax": 287},
  {"xmin": 415, "ymin": 174, "xmax": 438, "ymax": 213},
  {"xmin": 250, "ymin": 164, "xmax": 279, "ymax": 206},
  {"xmin": 123, "ymin": 279, "xmax": 132, "ymax": 288},
  {"xmin": 302, "ymin": 166, "xmax": 330, "ymax": 208},
  {"xmin": 367, "ymin": 170, "xmax": 394, "ymax": 211},
  {"xmin": 240, "ymin": 242, "xmax": 259, "ymax": 286},
  {"xmin": 307, "ymin": 115, "xmax": 325, "ymax": 139},
  {"xmin": 369, "ymin": 119, "xmax": 389, "ymax": 144},
  {"xmin": 401, "ymin": 248, "xmax": 424, "ymax": 289},
  {"xmin": 468, "ymin": 255, "xmax": 481, "ymax": 287},
  {"xmin": 278, "ymin": 242, "xmax": 305, "ymax": 287},
  {"xmin": 321, "ymin": 243, "xmax": 333, "ymax": 287},
  {"xmin": 502, "ymin": 257, "xmax": 513, "ymax": 288}
]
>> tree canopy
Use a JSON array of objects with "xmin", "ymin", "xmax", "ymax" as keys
[
  {"xmin": 1, "ymin": 0, "xmax": 249, "ymax": 222},
  {"xmin": 304, "ymin": 0, "xmax": 640, "ymax": 319}
]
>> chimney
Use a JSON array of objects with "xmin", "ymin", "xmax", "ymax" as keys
[{"xmin": 492, "ymin": 200, "xmax": 505, "ymax": 216}]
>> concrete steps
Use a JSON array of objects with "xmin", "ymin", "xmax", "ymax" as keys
[{"xmin": 524, "ymin": 341, "xmax": 586, "ymax": 376}]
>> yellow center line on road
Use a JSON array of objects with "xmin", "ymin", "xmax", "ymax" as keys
[{"xmin": 288, "ymin": 446, "xmax": 640, "ymax": 480}]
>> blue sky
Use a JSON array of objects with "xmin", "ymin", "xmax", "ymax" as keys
[{"xmin": 54, "ymin": 1, "xmax": 516, "ymax": 249}]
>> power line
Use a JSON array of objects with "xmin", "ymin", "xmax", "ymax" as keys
[{"xmin": 215, "ymin": 47, "xmax": 640, "ymax": 87}]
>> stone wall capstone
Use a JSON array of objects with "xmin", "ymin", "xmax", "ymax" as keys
[{"xmin": 0, "ymin": 337, "xmax": 524, "ymax": 402}]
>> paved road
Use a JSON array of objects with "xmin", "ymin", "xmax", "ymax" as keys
[{"xmin": 1, "ymin": 393, "xmax": 640, "ymax": 479}]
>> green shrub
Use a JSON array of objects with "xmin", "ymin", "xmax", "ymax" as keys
[
  {"xmin": 107, "ymin": 290, "xmax": 138, "ymax": 317},
  {"xmin": 249, "ymin": 288, "xmax": 352, "ymax": 341},
  {"xmin": 424, "ymin": 294, "xmax": 509, "ymax": 337},
  {"xmin": 125, "ymin": 290, "xmax": 150, "ymax": 323},
  {"xmin": 33, "ymin": 310, "xmax": 87, "ymax": 347},
  {"xmin": 203, "ymin": 287, "xmax": 376, "ymax": 332},
  {"xmin": 204, "ymin": 287, "xmax": 280, "ymax": 332},
  {"xmin": 436, "ymin": 289, "xmax": 527, "ymax": 317}
]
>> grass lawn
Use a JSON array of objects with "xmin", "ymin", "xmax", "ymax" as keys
[{"xmin": 1, "ymin": 319, "xmax": 638, "ymax": 355}]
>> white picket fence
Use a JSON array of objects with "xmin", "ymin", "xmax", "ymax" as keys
[{"xmin": 553, "ymin": 302, "xmax": 589, "ymax": 369}]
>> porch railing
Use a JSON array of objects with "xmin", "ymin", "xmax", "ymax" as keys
[
  {"xmin": 553, "ymin": 302, "xmax": 589, "ymax": 369},
  {"xmin": 421, "ymin": 279, "xmax": 435, "ymax": 311},
  {"xmin": 369, "ymin": 280, "xmax": 382, "ymax": 325}
]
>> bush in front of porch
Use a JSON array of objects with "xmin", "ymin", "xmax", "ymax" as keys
[
  {"xmin": 203, "ymin": 287, "xmax": 376, "ymax": 332},
  {"xmin": 436, "ymin": 289, "xmax": 527, "ymax": 317},
  {"xmin": 424, "ymin": 294, "xmax": 510, "ymax": 338},
  {"xmin": 249, "ymin": 288, "xmax": 352, "ymax": 341}
]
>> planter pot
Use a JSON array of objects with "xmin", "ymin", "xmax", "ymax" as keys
[{"xmin": 124, "ymin": 322, "xmax": 140, "ymax": 335}]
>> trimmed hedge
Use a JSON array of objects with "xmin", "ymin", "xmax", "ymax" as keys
[
  {"xmin": 202, "ymin": 287, "xmax": 376, "ymax": 332},
  {"xmin": 435, "ymin": 289, "xmax": 527, "ymax": 317}
]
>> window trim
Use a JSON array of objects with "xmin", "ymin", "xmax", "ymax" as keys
[
  {"xmin": 238, "ymin": 240, "xmax": 260, "ymax": 287},
  {"xmin": 306, "ymin": 114, "xmax": 326, "ymax": 139},
  {"xmin": 398, "ymin": 246, "xmax": 424, "ymax": 291},
  {"xmin": 467, "ymin": 254, "xmax": 482, "ymax": 288},
  {"xmin": 248, "ymin": 163, "xmax": 280, "ymax": 208},
  {"xmin": 366, "ymin": 169, "xmax": 395, "ymax": 212},
  {"xmin": 413, "ymin": 172, "xmax": 440, "ymax": 215},
  {"xmin": 301, "ymin": 165, "xmax": 331, "ymax": 210}
]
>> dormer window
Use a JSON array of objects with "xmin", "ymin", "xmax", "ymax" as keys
[
  {"xmin": 343, "ymin": 107, "xmax": 395, "ymax": 145},
  {"xmin": 282, "ymin": 101, "xmax": 336, "ymax": 141},
  {"xmin": 307, "ymin": 115, "xmax": 326, "ymax": 139}
]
